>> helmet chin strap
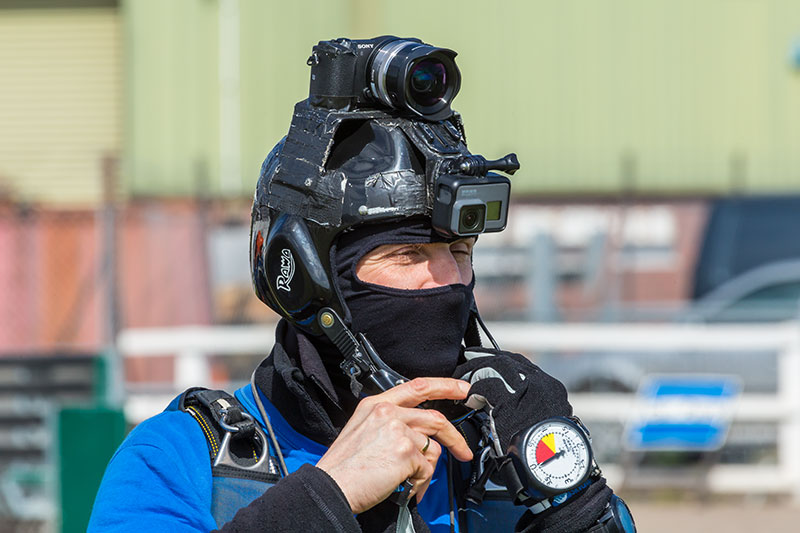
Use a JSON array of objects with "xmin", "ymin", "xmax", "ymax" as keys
[
  {"xmin": 317, "ymin": 307, "xmax": 408, "ymax": 397},
  {"xmin": 470, "ymin": 304, "xmax": 500, "ymax": 350},
  {"xmin": 316, "ymin": 302, "xmax": 500, "ymax": 400}
]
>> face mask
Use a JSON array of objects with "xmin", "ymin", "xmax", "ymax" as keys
[{"xmin": 333, "ymin": 218, "xmax": 475, "ymax": 380}]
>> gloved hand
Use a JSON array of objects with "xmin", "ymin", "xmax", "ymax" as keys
[
  {"xmin": 453, "ymin": 347, "xmax": 615, "ymax": 533},
  {"xmin": 453, "ymin": 347, "xmax": 572, "ymax": 451}
]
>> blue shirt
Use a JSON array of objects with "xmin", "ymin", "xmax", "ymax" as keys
[{"xmin": 89, "ymin": 385, "xmax": 463, "ymax": 532}]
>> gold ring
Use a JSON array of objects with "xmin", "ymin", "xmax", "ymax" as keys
[{"xmin": 421, "ymin": 436, "xmax": 430, "ymax": 454}]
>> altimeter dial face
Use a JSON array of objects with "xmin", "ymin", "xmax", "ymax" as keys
[{"xmin": 524, "ymin": 418, "xmax": 592, "ymax": 492}]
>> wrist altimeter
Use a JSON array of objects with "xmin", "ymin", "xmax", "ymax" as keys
[{"xmin": 507, "ymin": 416, "xmax": 595, "ymax": 499}]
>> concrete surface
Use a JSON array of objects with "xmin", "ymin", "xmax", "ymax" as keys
[{"xmin": 628, "ymin": 501, "xmax": 800, "ymax": 532}]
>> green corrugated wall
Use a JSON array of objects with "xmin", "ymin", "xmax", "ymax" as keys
[
  {"xmin": 0, "ymin": 2, "xmax": 121, "ymax": 206},
  {"xmin": 124, "ymin": 0, "xmax": 800, "ymax": 197}
]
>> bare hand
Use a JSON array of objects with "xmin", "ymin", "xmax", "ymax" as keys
[{"xmin": 315, "ymin": 377, "xmax": 474, "ymax": 514}]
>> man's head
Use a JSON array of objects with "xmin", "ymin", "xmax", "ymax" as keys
[
  {"xmin": 249, "ymin": 111, "xmax": 474, "ymax": 336},
  {"xmin": 249, "ymin": 113, "xmax": 479, "ymax": 379},
  {"xmin": 249, "ymin": 36, "xmax": 517, "ymax": 381}
]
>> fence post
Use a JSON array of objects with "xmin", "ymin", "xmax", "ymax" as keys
[
  {"xmin": 528, "ymin": 233, "xmax": 557, "ymax": 322},
  {"xmin": 777, "ymin": 324, "xmax": 800, "ymax": 503},
  {"xmin": 175, "ymin": 349, "xmax": 211, "ymax": 390}
]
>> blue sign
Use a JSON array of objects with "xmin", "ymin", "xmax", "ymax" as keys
[{"xmin": 625, "ymin": 375, "xmax": 741, "ymax": 451}]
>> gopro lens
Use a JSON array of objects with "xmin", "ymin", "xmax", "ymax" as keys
[{"xmin": 459, "ymin": 204, "xmax": 486, "ymax": 234}]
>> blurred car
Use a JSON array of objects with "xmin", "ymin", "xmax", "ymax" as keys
[
  {"xmin": 542, "ymin": 261, "xmax": 799, "ymax": 395},
  {"xmin": 692, "ymin": 195, "xmax": 800, "ymax": 301},
  {"xmin": 541, "ymin": 195, "xmax": 800, "ymax": 394},
  {"xmin": 534, "ymin": 196, "xmax": 800, "ymax": 463},
  {"xmin": 684, "ymin": 259, "xmax": 800, "ymax": 323}
]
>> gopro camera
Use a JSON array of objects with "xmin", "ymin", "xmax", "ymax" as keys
[
  {"xmin": 432, "ymin": 174, "xmax": 511, "ymax": 237},
  {"xmin": 308, "ymin": 36, "xmax": 461, "ymax": 121},
  {"xmin": 431, "ymin": 154, "xmax": 518, "ymax": 238}
]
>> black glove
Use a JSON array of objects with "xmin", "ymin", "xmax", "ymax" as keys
[
  {"xmin": 453, "ymin": 347, "xmax": 572, "ymax": 451},
  {"xmin": 453, "ymin": 347, "xmax": 613, "ymax": 533}
]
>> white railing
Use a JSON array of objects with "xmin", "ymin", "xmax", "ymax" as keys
[
  {"xmin": 118, "ymin": 321, "xmax": 800, "ymax": 500},
  {"xmin": 491, "ymin": 322, "xmax": 800, "ymax": 500}
]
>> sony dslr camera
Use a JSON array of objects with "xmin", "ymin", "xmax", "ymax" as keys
[{"xmin": 308, "ymin": 36, "xmax": 461, "ymax": 121}]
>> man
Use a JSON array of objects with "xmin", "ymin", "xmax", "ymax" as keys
[{"xmin": 90, "ymin": 37, "xmax": 634, "ymax": 532}]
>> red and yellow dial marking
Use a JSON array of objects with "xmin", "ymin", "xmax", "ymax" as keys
[{"xmin": 535, "ymin": 433, "xmax": 557, "ymax": 463}]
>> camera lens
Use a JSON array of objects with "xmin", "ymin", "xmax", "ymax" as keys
[
  {"xmin": 463, "ymin": 210, "xmax": 479, "ymax": 228},
  {"xmin": 409, "ymin": 60, "xmax": 447, "ymax": 107},
  {"xmin": 369, "ymin": 39, "xmax": 461, "ymax": 121},
  {"xmin": 458, "ymin": 204, "xmax": 486, "ymax": 234}
]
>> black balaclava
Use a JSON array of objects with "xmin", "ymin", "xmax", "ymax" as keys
[{"xmin": 332, "ymin": 217, "xmax": 475, "ymax": 380}]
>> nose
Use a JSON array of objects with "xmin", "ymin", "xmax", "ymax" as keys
[{"xmin": 424, "ymin": 246, "xmax": 469, "ymax": 288}]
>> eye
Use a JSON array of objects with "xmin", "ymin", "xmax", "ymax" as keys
[
  {"xmin": 386, "ymin": 245, "xmax": 425, "ymax": 262},
  {"xmin": 395, "ymin": 245, "xmax": 421, "ymax": 255},
  {"xmin": 450, "ymin": 239, "xmax": 474, "ymax": 256}
]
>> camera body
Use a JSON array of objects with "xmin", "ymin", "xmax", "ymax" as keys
[
  {"xmin": 308, "ymin": 36, "xmax": 461, "ymax": 121},
  {"xmin": 432, "ymin": 173, "xmax": 511, "ymax": 237}
]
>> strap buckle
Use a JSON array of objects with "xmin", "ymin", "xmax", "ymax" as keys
[{"xmin": 214, "ymin": 409, "xmax": 273, "ymax": 474}]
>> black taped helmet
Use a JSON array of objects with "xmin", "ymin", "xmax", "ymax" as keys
[{"xmin": 250, "ymin": 102, "xmax": 471, "ymax": 335}]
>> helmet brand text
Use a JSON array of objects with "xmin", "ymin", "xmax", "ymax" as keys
[{"xmin": 276, "ymin": 249, "xmax": 295, "ymax": 292}]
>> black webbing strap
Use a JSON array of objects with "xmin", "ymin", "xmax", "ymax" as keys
[{"xmin": 178, "ymin": 387, "xmax": 258, "ymax": 466}]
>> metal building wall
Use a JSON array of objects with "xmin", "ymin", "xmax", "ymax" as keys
[
  {"xmin": 123, "ymin": 0, "xmax": 352, "ymax": 197},
  {"xmin": 124, "ymin": 0, "xmax": 800, "ymax": 197},
  {"xmin": 0, "ymin": 0, "xmax": 121, "ymax": 206},
  {"xmin": 122, "ymin": 0, "xmax": 219, "ymax": 198}
]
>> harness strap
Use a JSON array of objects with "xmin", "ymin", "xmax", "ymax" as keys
[
  {"xmin": 178, "ymin": 387, "xmax": 276, "ymax": 476},
  {"xmin": 174, "ymin": 387, "xmax": 282, "ymax": 527}
]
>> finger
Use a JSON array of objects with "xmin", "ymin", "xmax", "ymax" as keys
[
  {"xmin": 422, "ymin": 438, "xmax": 442, "ymax": 466},
  {"xmin": 413, "ymin": 438, "xmax": 444, "ymax": 503},
  {"xmin": 411, "ymin": 429, "xmax": 444, "ymax": 470},
  {"xmin": 349, "ymin": 378, "xmax": 470, "ymax": 427},
  {"xmin": 393, "ymin": 428, "xmax": 435, "ymax": 502},
  {"xmin": 377, "ymin": 377, "xmax": 471, "ymax": 409},
  {"xmin": 405, "ymin": 428, "xmax": 442, "ymax": 469},
  {"xmin": 405, "ymin": 446, "xmax": 435, "ymax": 501},
  {"xmin": 406, "ymin": 427, "xmax": 431, "ymax": 456},
  {"xmin": 413, "ymin": 477, "xmax": 432, "ymax": 504},
  {"xmin": 392, "ymin": 407, "xmax": 472, "ymax": 462}
]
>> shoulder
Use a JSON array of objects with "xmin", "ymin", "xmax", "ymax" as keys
[
  {"xmin": 121, "ymin": 407, "xmax": 209, "ymax": 457},
  {"xmin": 112, "ymin": 403, "xmax": 219, "ymax": 488},
  {"xmin": 89, "ymin": 406, "xmax": 217, "ymax": 531}
]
